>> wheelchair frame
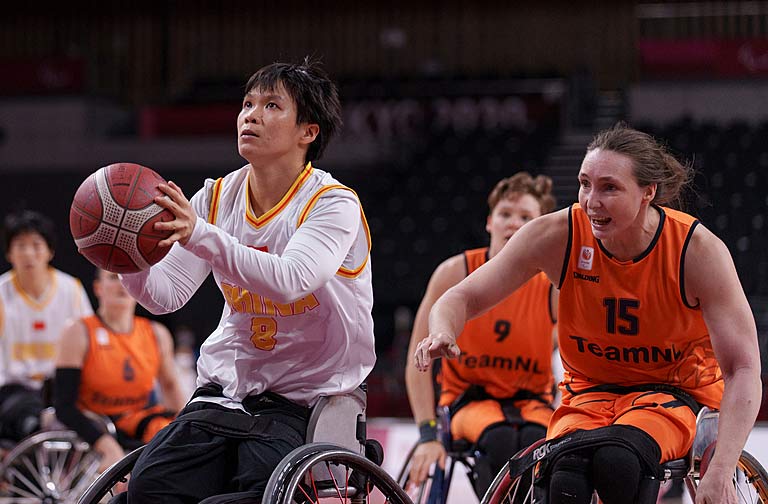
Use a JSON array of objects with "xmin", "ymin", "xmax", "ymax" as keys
[
  {"xmin": 482, "ymin": 408, "xmax": 768, "ymax": 504},
  {"xmin": 0, "ymin": 408, "xmax": 118, "ymax": 503},
  {"xmin": 76, "ymin": 387, "xmax": 412, "ymax": 504}
]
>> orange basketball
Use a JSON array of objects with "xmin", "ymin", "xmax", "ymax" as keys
[{"xmin": 69, "ymin": 163, "xmax": 174, "ymax": 273}]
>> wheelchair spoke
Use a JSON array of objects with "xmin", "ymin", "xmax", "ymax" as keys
[
  {"xmin": 264, "ymin": 445, "xmax": 410, "ymax": 504},
  {"xmin": 5, "ymin": 467, "xmax": 44, "ymax": 498},
  {"xmin": 20, "ymin": 454, "xmax": 49, "ymax": 494},
  {"xmin": 34, "ymin": 441, "xmax": 56, "ymax": 494},
  {"xmin": 51, "ymin": 443, "xmax": 69, "ymax": 487},
  {"xmin": 0, "ymin": 497, "xmax": 42, "ymax": 503},
  {"xmin": 66, "ymin": 455, "xmax": 101, "ymax": 499}
]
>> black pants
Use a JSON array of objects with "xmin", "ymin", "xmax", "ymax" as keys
[{"xmin": 127, "ymin": 398, "xmax": 308, "ymax": 504}]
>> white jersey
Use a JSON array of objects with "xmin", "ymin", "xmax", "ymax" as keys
[
  {"xmin": 0, "ymin": 268, "xmax": 94, "ymax": 389},
  {"xmin": 121, "ymin": 163, "xmax": 375, "ymax": 407}
]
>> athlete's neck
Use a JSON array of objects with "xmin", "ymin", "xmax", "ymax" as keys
[
  {"xmin": 97, "ymin": 307, "xmax": 134, "ymax": 334},
  {"xmin": 247, "ymin": 160, "xmax": 307, "ymax": 217},
  {"xmin": 601, "ymin": 205, "xmax": 661, "ymax": 261},
  {"xmin": 15, "ymin": 267, "xmax": 52, "ymax": 301}
]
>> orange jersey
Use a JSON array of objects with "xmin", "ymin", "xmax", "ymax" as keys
[
  {"xmin": 439, "ymin": 248, "xmax": 556, "ymax": 406},
  {"xmin": 78, "ymin": 315, "xmax": 161, "ymax": 416},
  {"xmin": 557, "ymin": 204, "xmax": 722, "ymax": 408}
]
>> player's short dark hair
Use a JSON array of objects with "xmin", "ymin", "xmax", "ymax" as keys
[
  {"xmin": 245, "ymin": 57, "xmax": 342, "ymax": 163},
  {"xmin": 2, "ymin": 210, "xmax": 57, "ymax": 254}
]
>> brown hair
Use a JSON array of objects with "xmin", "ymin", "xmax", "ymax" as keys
[
  {"xmin": 587, "ymin": 123, "xmax": 693, "ymax": 209},
  {"xmin": 487, "ymin": 172, "xmax": 556, "ymax": 214}
]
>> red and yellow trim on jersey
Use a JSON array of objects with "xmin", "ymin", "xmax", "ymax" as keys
[
  {"xmin": 12, "ymin": 269, "xmax": 57, "ymax": 311},
  {"xmin": 245, "ymin": 163, "xmax": 314, "ymax": 229},
  {"xmin": 207, "ymin": 177, "xmax": 225, "ymax": 225},
  {"xmin": 297, "ymin": 184, "xmax": 371, "ymax": 279}
]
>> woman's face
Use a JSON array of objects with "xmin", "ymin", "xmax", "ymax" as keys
[
  {"xmin": 577, "ymin": 148, "xmax": 654, "ymax": 241},
  {"xmin": 486, "ymin": 193, "xmax": 542, "ymax": 253},
  {"xmin": 6, "ymin": 231, "xmax": 53, "ymax": 275}
]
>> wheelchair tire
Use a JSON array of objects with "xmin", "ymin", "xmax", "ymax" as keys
[
  {"xmin": 76, "ymin": 444, "xmax": 144, "ymax": 504},
  {"xmin": 484, "ymin": 449, "xmax": 768, "ymax": 504},
  {"xmin": 0, "ymin": 429, "xmax": 100, "ymax": 503},
  {"xmin": 705, "ymin": 449, "xmax": 768, "ymax": 504},
  {"xmin": 263, "ymin": 442, "xmax": 411, "ymax": 504}
]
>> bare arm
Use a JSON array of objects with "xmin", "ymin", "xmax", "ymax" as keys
[
  {"xmin": 55, "ymin": 319, "xmax": 88, "ymax": 369},
  {"xmin": 405, "ymin": 254, "xmax": 467, "ymax": 425},
  {"xmin": 152, "ymin": 322, "xmax": 188, "ymax": 412},
  {"xmin": 404, "ymin": 254, "xmax": 467, "ymax": 485},
  {"xmin": 55, "ymin": 320, "xmax": 124, "ymax": 471},
  {"xmin": 416, "ymin": 209, "xmax": 569, "ymax": 369},
  {"xmin": 550, "ymin": 286, "xmax": 560, "ymax": 349},
  {"xmin": 685, "ymin": 225, "xmax": 761, "ymax": 504}
]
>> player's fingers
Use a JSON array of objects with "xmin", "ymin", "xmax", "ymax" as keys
[
  {"xmin": 157, "ymin": 232, "xmax": 182, "ymax": 248},
  {"xmin": 408, "ymin": 464, "xmax": 421, "ymax": 486},
  {"xmin": 414, "ymin": 341, "xmax": 430, "ymax": 371},
  {"xmin": 167, "ymin": 180, "xmax": 187, "ymax": 199},
  {"xmin": 437, "ymin": 450, "xmax": 447, "ymax": 470},
  {"xmin": 157, "ymin": 183, "xmax": 189, "ymax": 209},
  {"xmin": 154, "ymin": 192, "xmax": 179, "ymax": 213},
  {"xmin": 411, "ymin": 458, "xmax": 428, "ymax": 485}
]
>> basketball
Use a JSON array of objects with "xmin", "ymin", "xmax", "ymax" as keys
[{"xmin": 69, "ymin": 163, "xmax": 174, "ymax": 273}]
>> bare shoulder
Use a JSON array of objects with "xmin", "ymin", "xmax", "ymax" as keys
[
  {"xmin": 507, "ymin": 207, "xmax": 571, "ymax": 281},
  {"xmin": 60, "ymin": 317, "xmax": 88, "ymax": 343},
  {"xmin": 683, "ymin": 222, "xmax": 737, "ymax": 302},
  {"xmin": 431, "ymin": 253, "xmax": 468, "ymax": 287},
  {"xmin": 527, "ymin": 207, "xmax": 570, "ymax": 245},
  {"xmin": 150, "ymin": 320, "xmax": 175, "ymax": 352},
  {"xmin": 57, "ymin": 318, "xmax": 89, "ymax": 366},
  {"xmin": 685, "ymin": 223, "xmax": 732, "ymax": 270}
]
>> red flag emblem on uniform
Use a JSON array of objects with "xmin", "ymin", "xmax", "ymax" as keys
[{"xmin": 33, "ymin": 321, "xmax": 46, "ymax": 331}]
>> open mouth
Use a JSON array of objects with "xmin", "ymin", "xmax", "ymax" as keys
[
  {"xmin": 590, "ymin": 216, "xmax": 611, "ymax": 226},
  {"xmin": 240, "ymin": 131, "xmax": 259, "ymax": 138}
]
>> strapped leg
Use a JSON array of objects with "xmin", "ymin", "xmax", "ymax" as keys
[
  {"xmin": 548, "ymin": 452, "xmax": 593, "ymax": 504},
  {"xmin": 591, "ymin": 425, "xmax": 661, "ymax": 504},
  {"xmin": 473, "ymin": 423, "xmax": 520, "ymax": 498}
]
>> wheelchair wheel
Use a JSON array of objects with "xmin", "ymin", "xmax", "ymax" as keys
[
  {"xmin": 686, "ymin": 450, "xmax": 768, "ymax": 504},
  {"xmin": 396, "ymin": 442, "xmax": 435, "ymax": 504},
  {"xmin": 396, "ymin": 440, "xmax": 472, "ymax": 504},
  {"xmin": 481, "ymin": 459, "xmax": 537, "ymax": 504},
  {"xmin": 263, "ymin": 442, "xmax": 411, "ymax": 504},
  {"xmin": 76, "ymin": 445, "xmax": 144, "ymax": 504},
  {"xmin": 0, "ymin": 430, "xmax": 100, "ymax": 503}
]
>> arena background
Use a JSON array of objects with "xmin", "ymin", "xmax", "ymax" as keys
[{"xmin": 1, "ymin": 1, "xmax": 767, "ymax": 498}]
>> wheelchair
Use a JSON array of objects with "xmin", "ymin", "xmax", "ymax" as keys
[
  {"xmin": 396, "ymin": 405, "xmax": 479, "ymax": 504},
  {"xmin": 77, "ymin": 387, "xmax": 412, "ymax": 504},
  {"xmin": 482, "ymin": 407, "xmax": 768, "ymax": 503},
  {"xmin": 0, "ymin": 408, "xmax": 112, "ymax": 503}
]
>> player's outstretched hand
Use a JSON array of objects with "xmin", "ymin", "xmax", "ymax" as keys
[
  {"xmin": 414, "ymin": 333, "xmax": 460, "ymax": 371},
  {"xmin": 154, "ymin": 181, "xmax": 197, "ymax": 247}
]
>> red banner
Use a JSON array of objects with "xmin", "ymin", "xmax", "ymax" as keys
[
  {"xmin": 139, "ymin": 104, "xmax": 239, "ymax": 138},
  {"xmin": 638, "ymin": 38, "xmax": 768, "ymax": 78}
]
